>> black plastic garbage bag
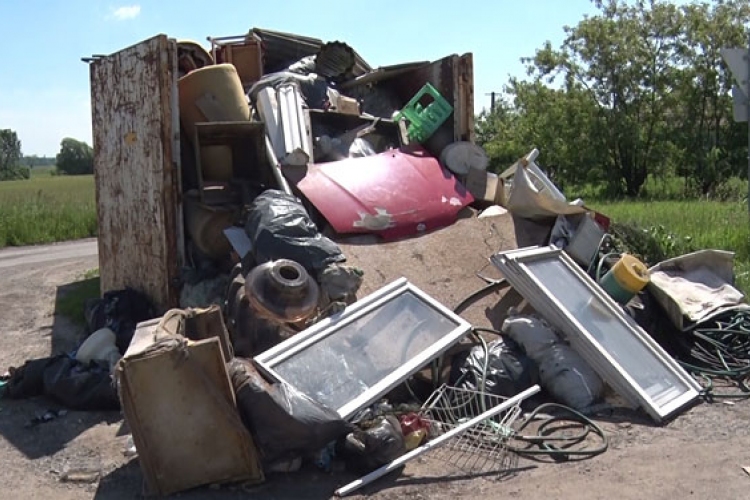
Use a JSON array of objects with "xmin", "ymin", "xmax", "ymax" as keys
[
  {"xmin": 6, "ymin": 355, "xmax": 119, "ymax": 411},
  {"xmin": 5, "ymin": 356, "xmax": 57, "ymax": 399},
  {"xmin": 84, "ymin": 287, "xmax": 157, "ymax": 354},
  {"xmin": 337, "ymin": 415, "xmax": 405, "ymax": 474},
  {"xmin": 42, "ymin": 356, "xmax": 119, "ymax": 411},
  {"xmin": 228, "ymin": 358, "xmax": 352, "ymax": 464},
  {"xmin": 452, "ymin": 336, "xmax": 539, "ymax": 398},
  {"xmin": 245, "ymin": 190, "xmax": 345, "ymax": 275}
]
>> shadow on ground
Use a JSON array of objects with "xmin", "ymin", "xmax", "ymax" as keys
[{"xmin": 0, "ymin": 276, "xmax": 107, "ymax": 459}]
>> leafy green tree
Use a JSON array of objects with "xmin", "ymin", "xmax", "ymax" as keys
[
  {"xmin": 56, "ymin": 138, "xmax": 94, "ymax": 175},
  {"xmin": 480, "ymin": 0, "xmax": 750, "ymax": 199},
  {"xmin": 671, "ymin": 0, "xmax": 750, "ymax": 194},
  {"xmin": 0, "ymin": 129, "xmax": 28, "ymax": 181}
]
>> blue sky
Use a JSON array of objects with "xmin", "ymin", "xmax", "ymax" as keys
[{"xmin": 0, "ymin": 0, "xmax": 604, "ymax": 156}]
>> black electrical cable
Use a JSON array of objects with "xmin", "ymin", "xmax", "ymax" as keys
[
  {"xmin": 452, "ymin": 279, "xmax": 509, "ymax": 315},
  {"xmin": 508, "ymin": 403, "xmax": 608, "ymax": 462}
]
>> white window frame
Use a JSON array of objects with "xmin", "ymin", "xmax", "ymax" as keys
[
  {"xmin": 255, "ymin": 277, "xmax": 472, "ymax": 420},
  {"xmin": 491, "ymin": 246, "xmax": 701, "ymax": 422}
]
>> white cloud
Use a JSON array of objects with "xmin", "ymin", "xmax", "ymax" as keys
[{"xmin": 111, "ymin": 5, "xmax": 141, "ymax": 21}]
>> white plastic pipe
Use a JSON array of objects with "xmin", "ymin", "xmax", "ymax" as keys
[{"xmin": 334, "ymin": 384, "xmax": 541, "ymax": 497}]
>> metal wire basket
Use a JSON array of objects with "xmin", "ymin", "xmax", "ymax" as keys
[{"xmin": 418, "ymin": 384, "xmax": 523, "ymax": 476}]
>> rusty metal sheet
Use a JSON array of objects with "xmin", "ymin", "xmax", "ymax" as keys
[{"xmin": 90, "ymin": 35, "xmax": 182, "ymax": 311}]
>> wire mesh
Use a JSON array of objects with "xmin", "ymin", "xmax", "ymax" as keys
[{"xmin": 418, "ymin": 384, "xmax": 522, "ymax": 476}]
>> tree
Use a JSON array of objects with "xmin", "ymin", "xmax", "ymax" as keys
[
  {"xmin": 671, "ymin": 0, "xmax": 750, "ymax": 194},
  {"xmin": 0, "ymin": 129, "xmax": 28, "ymax": 181},
  {"xmin": 56, "ymin": 138, "xmax": 94, "ymax": 175},
  {"xmin": 480, "ymin": 0, "xmax": 750, "ymax": 198}
]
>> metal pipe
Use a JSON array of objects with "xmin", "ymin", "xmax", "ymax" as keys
[{"xmin": 334, "ymin": 384, "xmax": 541, "ymax": 497}]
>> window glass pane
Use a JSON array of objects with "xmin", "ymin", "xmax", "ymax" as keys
[
  {"xmin": 272, "ymin": 290, "xmax": 459, "ymax": 411},
  {"xmin": 524, "ymin": 259, "xmax": 689, "ymax": 406}
]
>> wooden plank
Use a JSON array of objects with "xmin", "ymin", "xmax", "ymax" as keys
[{"xmin": 90, "ymin": 35, "xmax": 182, "ymax": 311}]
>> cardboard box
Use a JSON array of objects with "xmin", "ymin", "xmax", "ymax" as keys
[{"xmin": 118, "ymin": 323, "xmax": 263, "ymax": 495}]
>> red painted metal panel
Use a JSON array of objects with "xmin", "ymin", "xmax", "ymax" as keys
[{"xmin": 298, "ymin": 147, "xmax": 474, "ymax": 239}]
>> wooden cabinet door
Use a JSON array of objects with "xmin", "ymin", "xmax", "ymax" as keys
[{"xmin": 90, "ymin": 35, "xmax": 183, "ymax": 311}]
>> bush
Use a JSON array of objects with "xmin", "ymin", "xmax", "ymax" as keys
[{"xmin": 710, "ymin": 177, "xmax": 747, "ymax": 202}]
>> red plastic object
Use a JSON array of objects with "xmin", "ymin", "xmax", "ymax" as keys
[
  {"xmin": 399, "ymin": 412, "xmax": 430, "ymax": 436},
  {"xmin": 297, "ymin": 146, "xmax": 474, "ymax": 240}
]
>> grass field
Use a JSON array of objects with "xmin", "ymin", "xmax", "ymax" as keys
[
  {"xmin": 0, "ymin": 172, "xmax": 97, "ymax": 247},
  {"xmin": 591, "ymin": 200, "xmax": 750, "ymax": 293},
  {"xmin": 0, "ymin": 171, "xmax": 747, "ymax": 293}
]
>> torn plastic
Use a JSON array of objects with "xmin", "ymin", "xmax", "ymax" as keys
[
  {"xmin": 84, "ymin": 288, "xmax": 157, "ymax": 355},
  {"xmin": 337, "ymin": 415, "xmax": 405, "ymax": 474},
  {"xmin": 502, "ymin": 313, "xmax": 603, "ymax": 410},
  {"xmin": 244, "ymin": 190, "xmax": 345, "ymax": 275},
  {"xmin": 228, "ymin": 358, "xmax": 352, "ymax": 465},
  {"xmin": 452, "ymin": 336, "xmax": 539, "ymax": 398}
]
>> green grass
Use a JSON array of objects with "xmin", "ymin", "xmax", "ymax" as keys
[
  {"xmin": 55, "ymin": 268, "xmax": 100, "ymax": 325},
  {"xmin": 30, "ymin": 166, "xmax": 56, "ymax": 178},
  {"xmin": 590, "ymin": 200, "xmax": 750, "ymax": 293},
  {"xmin": 0, "ymin": 174, "xmax": 97, "ymax": 247}
]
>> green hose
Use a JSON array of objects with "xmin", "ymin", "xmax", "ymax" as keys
[{"xmin": 508, "ymin": 403, "xmax": 608, "ymax": 461}]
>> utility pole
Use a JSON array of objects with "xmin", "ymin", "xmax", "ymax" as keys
[{"xmin": 485, "ymin": 92, "xmax": 502, "ymax": 113}]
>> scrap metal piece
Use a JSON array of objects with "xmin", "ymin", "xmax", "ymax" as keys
[
  {"xmin": 296, "ymin": 146, "xmax": 474, "ymax": 239},
  {"xmin": 315, "ymin": 41, "xmax": 356, "ymax": 80},
  {"xmin": 250, "ymin": 27, "xmax": 371, "ymax": 76},
  {"xmin": 245, "ymin": 259, "xmax": 320, "ymax": 324}
]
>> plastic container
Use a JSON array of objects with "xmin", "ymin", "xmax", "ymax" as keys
[
  {"xmin": 600, "ymin": 254, "xmax": 650, "ymax": 305},
  {"xmin": 393, "ymin": 83, "xmax": 453, "ymax": 143}
]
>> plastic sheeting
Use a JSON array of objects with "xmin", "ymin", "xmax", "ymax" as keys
[
  {"xmin": 502, "ymin": 313, "xmax": 603, "ymax": 410},
  {"xmin": 245, "ymin": 190, "xmax": 345, "ymax": 274},
  {"xmin": 229, "ymin": 358, "xmax": 352, "ymax": 464}
]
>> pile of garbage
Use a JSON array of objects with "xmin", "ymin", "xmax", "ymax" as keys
[{"xmin": 3, "ymin": 26, "xmax": 750, "ymax": 498}]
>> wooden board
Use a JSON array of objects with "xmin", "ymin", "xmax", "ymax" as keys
[{"xmin": 90, "ymin": 35, "xmax": 183, "ymax": 311}]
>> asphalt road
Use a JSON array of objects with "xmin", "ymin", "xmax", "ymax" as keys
[{"xmin": 0, "ymin": 238, "xmax": 98, "ymax": 269}]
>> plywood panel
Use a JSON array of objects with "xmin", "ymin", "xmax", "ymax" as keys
[{"xmin": 90, "ymin": 35, "xmax": 182, "ymax": 310}]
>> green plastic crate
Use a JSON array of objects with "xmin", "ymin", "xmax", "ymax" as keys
[{"xmin": 394, "ymin": 83, "xmax": 453, "ymax": 143}]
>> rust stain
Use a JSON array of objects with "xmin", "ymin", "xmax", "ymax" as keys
[{"xmin": 90, "ymin": 35, "xmax": 180, "ymax": 311}]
